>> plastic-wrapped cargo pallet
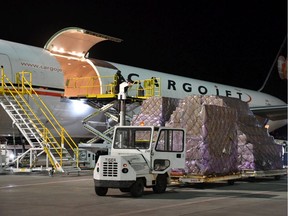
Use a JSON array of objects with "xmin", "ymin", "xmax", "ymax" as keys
[
  {"xmin": 131, "ymin": 96, "xmax": 179, "ymax": 126},
  {"xmin": 131, "ymin": 95, "xmax": 283, "ymax": 177},
  {"xmin": 165, "ymin": 95, "xmax": 239, "ymax": 176},
  {"xmin": 220, "ymin": 97, "xmax": 283, "ymax": 171}
]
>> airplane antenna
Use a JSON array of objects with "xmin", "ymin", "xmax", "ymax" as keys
[{"xmin": 258, "ymin": 36, "xmax": 287, "ymax": 92}]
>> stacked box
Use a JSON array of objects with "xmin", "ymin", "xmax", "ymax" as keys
[
  {"xmin": 132, "ymin": 95, "xmax": 283, "ymax": 176},
  {"xmin": 167, "ymin": 100, "xmax": 238, "ymax": 175},
  {"xmin": 166, "ymin": 95, "xmax": 203, "ymax": 137},
  {"xmin": 200, "ymin": 105, "xmax": 238, "ymax": 174},
  {"xmin": 237, "ymin": 127, "xmax": 283, "ymax": 170},
  {"xmin": 221, "ymin": 97, "xmax": 283, "ymax": 170},
  {"xmin": 131, "ymin": 96, "xmax": 179, "ymax": 126},
  {"xmin": 166, "ymin": 96, "xmax": 238, "ymax": 175},
  {"xmin": 220, "ymin": 96, "xmax": 262, "ymax": 127}
]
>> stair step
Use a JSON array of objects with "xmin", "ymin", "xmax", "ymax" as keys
[{"xmin": 1, "ymin": 81, "xmax": 78, "ymax": 174}]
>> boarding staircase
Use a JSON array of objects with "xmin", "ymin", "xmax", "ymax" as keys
[{"xmin": 0, "ymin": 68, "xmax": 80, "ymax": 174}]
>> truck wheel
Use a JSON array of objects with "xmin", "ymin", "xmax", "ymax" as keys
[
  {"xmin": 130, "ymin": 179, "xmax": 144, "ymax": 197},
  {"xmin": 95, "ymin": 187, "xmax": 108, "ymax": 196},
  {"xmin": 153, "ymin": 174, "xmax": 167, "ymax": 193}
]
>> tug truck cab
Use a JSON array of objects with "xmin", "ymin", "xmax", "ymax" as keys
[{"xmin": 93, "ymin": 126, "xmax": 186, "ymax": 197}]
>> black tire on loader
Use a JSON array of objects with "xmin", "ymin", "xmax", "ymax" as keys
[
  {"xmin": 153, "ymin": 174, "xmax": 167, "ymax": 193},
  {"xmin": 95, "ymin": 187, "xmax": 108, "ymax": 196},
  {"xmin": 130, "ymin": 179, "xmax": 144, "ymax": 197}
]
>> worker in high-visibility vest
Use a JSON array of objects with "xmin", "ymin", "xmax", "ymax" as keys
[
  {"xmin": 114, "ymin": 70, "xmax": 126, "ymax": 93},
  {"xmin": 138, "ymin": 81, "xmax": 144, "ymax": 97}
]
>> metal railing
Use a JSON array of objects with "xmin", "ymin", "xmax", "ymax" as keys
[
  {"xmin": 0, "ymin": 68, "xmax": 79, "ymax": 171},
  {"xmin": 65, "ymin": 75, "xmax": 161, "ymax": 99}
]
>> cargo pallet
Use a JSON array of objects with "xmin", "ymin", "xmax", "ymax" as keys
[
  {"xmin": 170, "ymin": 173, "xmax": 242, "ymax": 185},
  {"xmin": 241, "ymin": 169, "xmax": 287, "ymax": 180},
  {"xmin": 170, "ymin": 168, "xmax": 287, "ymax": 186}
]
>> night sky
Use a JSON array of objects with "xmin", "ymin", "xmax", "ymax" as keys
[{"xmin": 1, "ymin": 1, "xmax": 287, "ymax": 135}]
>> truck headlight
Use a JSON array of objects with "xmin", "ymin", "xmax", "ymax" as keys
[{"xmin": 122, "ymin": 168, "xmax": 128, "ymax": 173}]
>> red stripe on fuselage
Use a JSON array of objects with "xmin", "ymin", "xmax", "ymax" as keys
[{"xmin": 34, "ymin": 90, "xmax": 63, "ymax": 97}]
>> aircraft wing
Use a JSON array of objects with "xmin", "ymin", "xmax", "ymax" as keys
[{"xmin": 250, "ymin": 105, "xmax": 287, "ymax": 121}]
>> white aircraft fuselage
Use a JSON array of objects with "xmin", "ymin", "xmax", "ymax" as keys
[{"xmin": 0, "ymin": 27, "xmax": 286, "ymax": 139}]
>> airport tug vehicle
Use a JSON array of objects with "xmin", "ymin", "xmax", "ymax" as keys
[{"xmin": 93, "ymin": 125, "xmax": 186, "ymax": 197}]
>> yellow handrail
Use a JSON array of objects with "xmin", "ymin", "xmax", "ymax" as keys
[
  {"xmin": 16, "ymin": 71, "xmax": 79, "ymax": 168},
  {"xmin": 0, "ymin": 68, "xmax": 79, "ymax": 170},
  {"xmin": 66, "ymin": 75, "xmax": 161, "ymax": 99}
]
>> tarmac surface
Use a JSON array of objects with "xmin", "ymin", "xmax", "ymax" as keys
[{"xmin": 0, "ymin": 170, "xmax": 287, "ymax": 216}]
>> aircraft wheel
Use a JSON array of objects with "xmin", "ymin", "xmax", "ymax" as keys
[
  {"xmin": 130, "ymin": 179, "xmax": 144, "ymax": 197},
  {"xmin": 153, "ymin": 174, "xmax": 167, "ymax": 193},
  {"xmin": 95, "ymin": 186, "xmax": 108, "ymax": 196}
]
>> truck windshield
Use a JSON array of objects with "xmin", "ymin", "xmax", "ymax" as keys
[{"xmin": 113, "ymin": 127, "xmax": 152, "ymax": 149}]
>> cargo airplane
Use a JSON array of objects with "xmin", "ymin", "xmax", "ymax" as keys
[{"xmin": 0, "ymin": 27, "xmax": 287, "ymax": 142}]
